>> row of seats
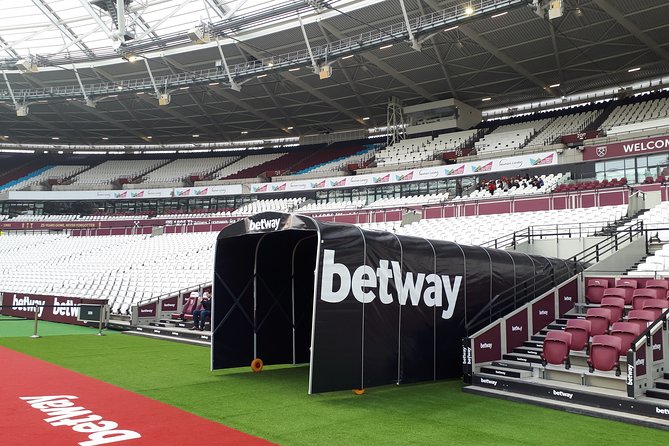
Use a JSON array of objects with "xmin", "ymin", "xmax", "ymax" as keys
[
  {"xmin": 526, "ymin": 111, "xmax": 600, "ymax": 147},
  {"xmin": 143, "ymin": 156, "xmax": 238, "ymax": 183},
  {"xmin": 0, "ymin": 232, "xmax": 217, "ymax": 315},
  {"xmin": 73, "ymin": 159, "xmax": 167, "ymax": 185},
  {"xmin": 1, "ymin": 165, "xmax": 89, "ymax": 192},
  {"xmin": 475, "ymin": 119, "xmax": 551, "ymax": 153},
  {"xmin": 603, "ymin": 96, "xmax": 669, "ymax": 134},
  {"xmin": 461, "ymin": 174, "xmax": 564, "ymax": 201},
  {"xmin": 553, "ymin": 177, "xmax": 627, "ymax": 193},
  {"xmin": 296, "ymin": 148, "xmax": 373, "ymax": 175},
  {"xmin": 360, "ymin": 205, "xmax": 628, "ymax": 246}
]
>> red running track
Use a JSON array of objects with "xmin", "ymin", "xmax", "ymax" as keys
[{"xmin": 0, "ymin": 346, "xmax": 272, "ymax": 446}]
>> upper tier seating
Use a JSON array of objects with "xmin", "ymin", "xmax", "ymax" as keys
[
  {"xmin": 0, "ymin": 165, "xmax": 88, "ymax": 192},
  {"xmin": 215, "ymin": 153, "xmax": 286, "ymax": 180},
  {"xmin": 475, "ymin": 119, "xmax": 550, "ymax": 154},
  {"xmin": 0, "ymin": 232, "xmax": 217, "ymax": 315},
  {"xmin": 359, "ymin": 205, "xmax": 627, "ymax": 246},
  {"xmin": 525, "ymin": 111, "xmax": 600, "ymax": 147},
  {"xmin": 376, "ymin": 136, "xmax": 434, "ymax": 167},
  {"xmin": 602, "ymin": 96, "xmax": 669, "ymax": 135},
  {"xmin": 72, "ymin": 159, "xmax": 168, "ymax": 185},
  {"xmin": 143, "ymin": 156, "xmax": 238, "ymax": 183},
  {"xmin": 296, "ymin": 148, "xmax": 373, "ymax": 175}
]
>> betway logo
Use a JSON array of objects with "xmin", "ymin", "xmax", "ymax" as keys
[
  {"xmin": 20, "ymin": 395, "xmax": 140, "ymax": 445},
  {"xmin": 319, "ymin": 249, "xmax": 461, "ymax": 319},
  {"xmin": 511, "ymin": 325, "xmax": 523, "ymax": 332},
  {"xmin": 538, "ymin": 310, "xmax": 549, "ymax": 316},
  {"xmin": 12, "ymin": 295, "xmax": 46, "ymax": 317},
  {"xmin": 480, "ymin": 343, "xmax": 493, "ymax": 349},
  {"xmin": 653, "ymin": 344, "xmax": 661, "ymax": 351},
  {"xmin": 480, "ymin": 378, "xmax": 497, "ymax": 386},
  {"xmin": 656, "ymin": 407, "xmax": 669, "ymax": 415},
  {"xmin": 552, "ymin": 390, "xmax": 573, "ymax": 399},
  {"xmin": 623, "ymin": 137, "xmax": 669, "ymax": 153},
  {"xmin": 249, "ymin": 218, "xmax": 281, "ymax": 231},
  {"xmin": 636, "ymin": 358, "xmax": 645, "ymax": 366}
]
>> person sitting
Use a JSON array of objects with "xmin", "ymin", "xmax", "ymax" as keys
[{"xmin": 190, "ymin": 291, "xmax": 211, "ymax": 331}]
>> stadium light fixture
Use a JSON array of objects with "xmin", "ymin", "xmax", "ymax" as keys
[
  {"xmin": 287, "ymin": 126, "xmax": 294, "ymax": 130},
  {"xmin": 289, "ymin": 67, "xmax": 300, "ymax": 71},
  {"xmin": 444, "ymin": 26, "xmax": 459, "ymax": 31},
  {"xmin": 179, "ymin": 86, "xmax": 189, "ymax": 90},
  {"xmin": 52, "ymin": 137, "xmax": 59, "ymax": 140},
  {"xmin": 342, "ymin": 55, "xmax": 354, "ymax": 59},
  {"xmin": 362, "ymin": 116, "xmax": 370, "ymax": 121},
  {"xmin": 491, "ymin": 11, "xmax": 507, "ymax": 18},
  {"xmin": 241, "ymin": 131, "xmax": 248, "ymax": 134},
  {"xmin": 208, "ymin": 82, "xmax": 219, "ymax": 86},
  {"xmin": 380, "ymin": 44, "xmax": 393, "ymax": 50},
  {"xmin": 464, "ymin": 4, "xmax": 474, "ymax": 15},
  {"xmin": 193, "ymin": 134, "xmax": 200, "ymax": 138},
  {"xmin": 628, "ymin": 67, "xmax": 641, "ymax": 73},
  {"xmin": 481, "ymin": 97, "xmax": 492, "ymax": 102},
  {"xmin": 549, "ymin": 83, "xmax": 561, "ymax": 88},
  {"xmin": 257, "ymin": 74, "xmax": 267, "ymax": 78}
]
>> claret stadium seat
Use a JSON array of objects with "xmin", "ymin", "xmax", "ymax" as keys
[
  {"xmin": 564, "ymin": 318, "xmax": 591, "ymax": 351},
  {"xmin": 588, "ymin": 335, "xmax": 623, "ymax": 375},
  {"xmin": 586, "ymin": 279, "xmax": 608, "ymax": 304},
  {"xmin": 171, "ymin": 292, "xmax": 200, "ymax": 320},
  {"xmin": 600, "ymin": 296, "xmax": 625, "ymax": 322},
  {"xmin": 626, "ymin": 309, "xmax": 656, "ymax": 333},
  {"xmin": 642, "ymin": 299, "xmax": 669, "ymax": 319},
  {"xmin": 645, "ymin": 279, "xmax": 669, "ymax": 291},
  {"xmin": 586, "ymin": 307, "xmax": 613, "ymax": 336},
  {"xmin": 610, "ymin": 321, "xmax": 641, "ymax": 352},
  {"xmin": 602, "ymin": 288, "xmax": 629, "ymax": 306},
  {"xmin": 541, "ymin": 330, "xmax": 572, "ymax": 369},
  {"xmin": 631, "ymin": 288, "xmax": 663, "ymax": 310}
]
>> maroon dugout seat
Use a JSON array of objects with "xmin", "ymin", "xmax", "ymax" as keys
[
  {"xmin": 586, "ymin": 279, "xmax": 608, "ymax": 304},
  {"xmin": 642, "ymin": 300, "xmax": 669, "ymax": 319},
  {"xmin": 541, "ymin": 331, "xmax": 572, "ymax": 369},
  {"xmin": 615, "ymin": 280, "xmax": 637, "ymax": 304},
  {"xmin": 600, "ymin": 296, "xmax": 625, "ymax": 322},
  {"xmin": 586, "ymin": 307, "xmax": 613, "ymax": 336},
  {"xmin": 602, "ymin": 287, "xmax": 630, "ymax": 306},
  {"xmin": 588, "ymin": 335, "xmax": 623, "ymax": 375},
  {"xmin": 610, "ymin": 321, "xmax": 641, "ymax": 352},
  {"xmin": 626, "ymin": 309, "xmax": 656, "ymax": 333},
  {"xmin": 171, "ymin": 293, "xmax": 200, "ymax": 320},
  {"xmin": 645, "ymin": 279, "xmax": 669, "ymax": 291},
  {"xmin": 564, "ymin": 319, "xmax": 591, "ymax": 351},
  {"xmin": 632, "ymin": 288, "xmax": 663, "ymax": 310}
]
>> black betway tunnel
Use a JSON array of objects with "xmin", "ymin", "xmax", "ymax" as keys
[{"xmin": 212, "ymin": 212, "xmax": 576, "ymax": 394}]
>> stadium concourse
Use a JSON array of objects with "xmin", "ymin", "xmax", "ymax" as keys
[{"xmin": 2, "ymin": 0, "xmax": 669, "ymax": 442}]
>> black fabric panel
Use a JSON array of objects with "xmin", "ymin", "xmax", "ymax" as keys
[
  {"xmin": 395, "ymin": 236, "xmax": 437, "ymax": 385},
  {"xmin": 359, "ymin": 231, "xmax": 403, "ymax": 388},
  {"xmin": 434, "ymin": 242, "xmax": 467, "ymax": 380},
  {"xmin": 310, "ymin": 223, "xmax": 366, "ymax": 394},
  {"xmin": 212, "ymin": 234, "xmax": 261, "ymax": 370},
  {"xmin": 293, "ymin": 235, "xmax": 317, "ymax": 365}
]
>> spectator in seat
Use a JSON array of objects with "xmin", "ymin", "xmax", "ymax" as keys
[{"xmin": 191, "ymin": 291, "xmax": 211, "ymax": 331}]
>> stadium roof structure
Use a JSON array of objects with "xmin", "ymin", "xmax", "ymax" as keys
[{"xmin": 0, "ymin": 0, "xmax": 668, "ymax": 146}]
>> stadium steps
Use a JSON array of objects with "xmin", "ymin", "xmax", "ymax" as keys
[
  {"xmin": 583, "ymin": 102, "xmax": 617, "ymax": 133},
  {"xmin": 646, "ymin": 375, "xmax": 669, "ymax": 401}
]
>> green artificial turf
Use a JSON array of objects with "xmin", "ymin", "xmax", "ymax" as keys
[
  {"xmin": 0, "ymin": 315, "xmax": 116, "ymax": 338},
  {"xmin": 0, "ymin": 333, "xmax": 667, "ymax": 445}
]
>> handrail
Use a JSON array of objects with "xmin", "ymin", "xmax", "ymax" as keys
[{"xmin": 466, "ymin": 221, "xmax": 646, "ymax": 334}]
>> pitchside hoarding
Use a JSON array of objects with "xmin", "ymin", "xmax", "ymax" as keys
[
  {"xmin": 584, "ymin": 135, "xmax": 669, "ymax": 161},
  {"xmin": 0, "ymin": 292, "xmax": 106, "ymax": 325},
  {"xmin": 211, "ymin": 212, "xmax": 575, "ymax": 394},
  {"xmin": 249, "ymin": 151, "xmax": 558, "ymax": 194}
]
